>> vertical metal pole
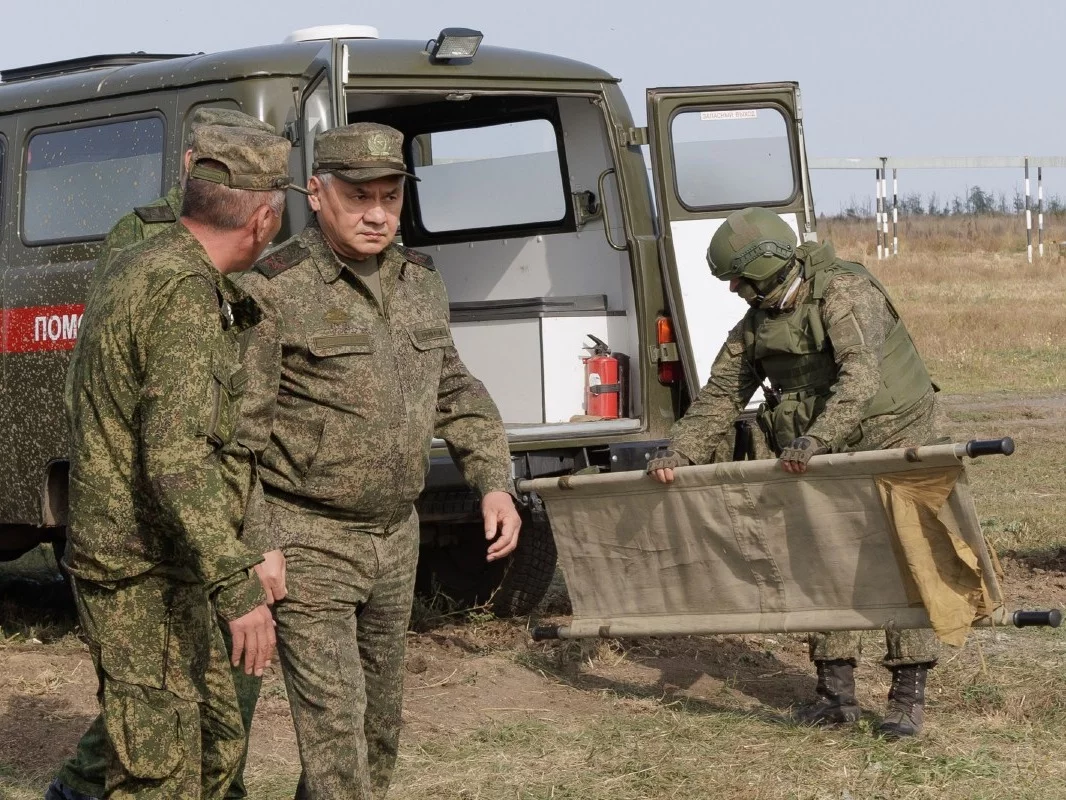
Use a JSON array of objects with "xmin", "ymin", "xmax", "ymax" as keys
[
  {"xmin": 1025, "ymin": 158, "xmax": 1032, "ymax": 264},
  {"xmin": 880, "ymin": 163, "xmax": 889, "ymax": 259},
  {"xmin": 892, "ymin": 167, "xmax": 899, "ymax": 256},
  {"xmin": 1038, "ymin": 166, "xmax": 1044, "ymax": 258},
  {"xmin": 875, "ymin": 168, "xmax": 883, "ymax": 260}
]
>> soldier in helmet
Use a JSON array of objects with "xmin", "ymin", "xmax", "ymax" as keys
[{"xmin": 647, "ymin": 206, "xmax": 941, "ymax": 738}]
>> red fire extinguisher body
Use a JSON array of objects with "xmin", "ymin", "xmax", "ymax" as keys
[
  {"xmin": 585, "ymin": 353, "xmax": 620, "ymax": 418},
  {"xmin": 583, "ymin": 334, "xmax": 623, "ymax": 419}
]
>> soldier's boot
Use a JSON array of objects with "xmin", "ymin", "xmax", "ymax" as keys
[
  {"xmin": 44, "ymin": 778, "xmax": 100, "ymax": 800},
  {"xmin": 792, "ymin": 659, "xmax": 862, "ymax": 726},
  {"xmin": 877, "ymin": 662, "xmax": 932, "ymax": 739}
]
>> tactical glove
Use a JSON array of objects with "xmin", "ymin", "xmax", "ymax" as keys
[
  {"xmin": 779, "ymin": 436, "xmax": 829, "ymax": 467},
  {"xmin": 646, "ymin": 448, "xmax": 691, "ymax": 474}
]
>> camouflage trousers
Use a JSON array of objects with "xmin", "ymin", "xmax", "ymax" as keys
[
  {"xmin": 61, "ymin": 573, "xmax": 246, "ymax": 799},
  {"xmin": 804, "ymin": 393, "xmax": 943, "ymax": 670},
  {"xmin": 808, "ymin": 629, "xmax": 940, "ymax": 668},
  {"xmin": 54, "ymin": 627, "xmax": 261, "ymax": 800},
  {"xmin": 268, "ymin": 502, "xmax": 419, "ymax": 800}
]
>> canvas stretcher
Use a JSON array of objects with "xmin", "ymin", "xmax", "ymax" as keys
[{"xmin": 520, "ymin": 440, "xmax": 1060, "ymax": 642}]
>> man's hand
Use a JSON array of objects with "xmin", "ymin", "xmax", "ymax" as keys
[
  {"xmin": 228, "ymin": 603, "xmax": 276, "ymax": 677},
  {"xmin": 254, "ymin": 549, "xmax": 287, "ymax": 605},
  {"xmin": 779, "ymin": 436, "xmax": 829, "ymax": 474},
  {"xmin": 482, "ymin": 491, "xmax": 521, "ymax": 562},
  {"xmin": 647, "ymin": 448, "xmax": 691, "ymax": 484}
]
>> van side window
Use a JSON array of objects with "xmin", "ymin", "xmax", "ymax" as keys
[
  {"xmin": 23, "ymin": 116, "xmax": 165, "ymax": 244},
  {"xmin": 412, "ymin": 119, "xmax": 566, "ymax": 233},
  {"xmin": 670, "ymin": 106, "xmax": 796, "ymax": 210}
]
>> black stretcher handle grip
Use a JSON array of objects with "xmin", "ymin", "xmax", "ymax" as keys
[
  {"xmin": 531, "ymin": 626, "xmax": 561, "ymax": 641},
  {"xmin": 966, "ymin": 437, "xmax": 1015, "ymax": 458},
  {"xmin": 1013, "ymin": 609, "xmax": 1062, "ymax": 628}
]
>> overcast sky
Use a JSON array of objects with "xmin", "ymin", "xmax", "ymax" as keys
[{"xmin": 4, "ymin": 0, "xmax": 1060, "ymax": 213}]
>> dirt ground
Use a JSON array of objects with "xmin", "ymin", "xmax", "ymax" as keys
[{"xmin": 2, "ymin": 392, "xmax": 1065, "ymax": 799}]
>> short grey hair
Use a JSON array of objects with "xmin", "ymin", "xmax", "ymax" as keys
[{"xmin": 182, "ymin": 163, "xmax": 285, "ymax": 230}]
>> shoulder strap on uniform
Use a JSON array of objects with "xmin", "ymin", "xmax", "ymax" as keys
[
  {"xmin": 398, "ymin": 245, "xmax": 435, "ymax": 271},
  {"xmin": 134, "ymin": 204, "xmax": 177, "ymax": 224},
  {"xmin": 253, "ymin": 239, "xmax": 311, "ymax": 279}
]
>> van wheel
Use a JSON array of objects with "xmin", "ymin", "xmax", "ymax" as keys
[{"xmin": 416, "ymin": 504, "xmax": 557, "ymax": 618}]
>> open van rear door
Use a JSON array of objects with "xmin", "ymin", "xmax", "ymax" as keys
[
  {"xmin": 286, "ymin": 40, "xmax": 348, "ymax": 232},
  {"xmin": 646, "ymin": 82, "xmax": 816, "ymax": 400}
]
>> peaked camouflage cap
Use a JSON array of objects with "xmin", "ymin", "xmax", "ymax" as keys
[
  {"xmin": 188, "ymin": 124, "xmax": 303, "ymax": 192},
  {"xmin": 312, "ymin": 122, "xmax": 419, "ymax": 183},
  {"xmin": 184, "ymin": 107, "xmax": 275, "ymax": 148}
]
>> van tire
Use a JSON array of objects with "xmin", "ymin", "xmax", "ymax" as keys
[
  {"xmin": 490, "ymin": 505, "xmax": 558, "ymax": 617},
  {"xmin": 416, "ymin": 503, "xmax": 557, "ymax": 618}
]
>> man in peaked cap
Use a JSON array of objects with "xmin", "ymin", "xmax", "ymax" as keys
[
  {"xmin": 235, "ymin": 122, "xmax": 521, "ymax": 799},
  {"xmin": 49, "ymin": 110, "xmax": 290, "ymax": 800},
  {"xmin": 48, "ymin": 125, "xmax": 297, "ymax": 799}
]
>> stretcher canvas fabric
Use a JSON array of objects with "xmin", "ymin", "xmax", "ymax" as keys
[{"xmin": 527, "ymin": 445, "xmax": 1002, "ymax": 646}]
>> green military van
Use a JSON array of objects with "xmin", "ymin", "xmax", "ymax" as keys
[{"xmin": 0, "ymin": 24, "xmax": 817, "ymax": 614}]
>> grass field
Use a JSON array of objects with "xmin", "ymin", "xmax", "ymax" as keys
[{"xmin": 2, "ymin": 219, "xmax": 1065, "ymax": 799}]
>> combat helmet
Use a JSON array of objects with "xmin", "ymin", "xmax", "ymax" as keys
[{"xmin": 706, "ymin": 207, "xmax": 798, "ymax": 298}]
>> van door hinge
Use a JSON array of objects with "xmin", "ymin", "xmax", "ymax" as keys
[
  {"xmin": 648, "ymin": 342, "xmax": 679, "ymax": 363},
  {"xmin": 618, "ymin": 126, "xmax": 648, "ymax": 147}
]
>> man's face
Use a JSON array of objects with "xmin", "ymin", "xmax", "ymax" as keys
[{"xmin": 309, "ymin": 174, "xmax": 404, "ymax": 261}]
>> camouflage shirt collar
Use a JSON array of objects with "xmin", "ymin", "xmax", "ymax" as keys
[
  {"xmin": 166, "ymin": 184, "xmax": 184, "ymax": 218},
  {"xmin": 174, "ymin": 221, "xmax": 243, "ymax": 303}
]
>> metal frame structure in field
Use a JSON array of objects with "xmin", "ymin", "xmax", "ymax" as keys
[{"xmin": 811, "ymin": 156, "xmax": 1066, "ymax": 262}]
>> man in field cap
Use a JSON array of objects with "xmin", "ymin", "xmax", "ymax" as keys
[
  {"xmin": 48, "ymin": 123, "xmax": 294, "ymax": 800},
  {"xmin": 91, "ymin": 107, "xmax": 280, "ymax": 279},
  {"xmin": 235, "ymin": 121, "xmax": 519, "ymax": 799}
]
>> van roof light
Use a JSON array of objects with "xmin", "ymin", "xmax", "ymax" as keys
[
  {"xmin": 284, "ymin": 25, "xmax": 380, "ymax": 43},
  {"xmin": 427, "ymin": 27, "xmax": 483, "ymax": 63}
]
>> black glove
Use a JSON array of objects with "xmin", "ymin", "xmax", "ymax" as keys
[
  {"xmin": 646, "ymin": 448, "xmax": 691, "ymax": 474},
  {"xmin": 779, "ymin": 436, "xmax": 829, "ymax": 467}
]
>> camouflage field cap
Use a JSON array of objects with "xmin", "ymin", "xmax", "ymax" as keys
[
  {"xmin": 188, "ymin": 124, "xmax": 302, "ymax": 192},
  {"xmin": 312, "ymin": 122, "xmax": 419, "ymax": 183},
  {"xmin": 185, "ymin": 107, "xmax": 275, "ymax": 148}
]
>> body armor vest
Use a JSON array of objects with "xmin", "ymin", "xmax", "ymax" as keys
[{"xmin": 744, "ymin": 242, "xmax": 933, "ymax": 452}]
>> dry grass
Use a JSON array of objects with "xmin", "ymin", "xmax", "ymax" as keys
[
  {"xmin": 821, "ymin": 214, "xmax": 1066, "ymax": 257},
  {"xmin": 818, "ymin": 218, "xmax": 1066, "ymax": 395}
]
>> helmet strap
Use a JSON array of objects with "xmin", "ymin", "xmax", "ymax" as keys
[{"xmin": 757, "ymin": 260, "xmax": 803, "ymax": 311}]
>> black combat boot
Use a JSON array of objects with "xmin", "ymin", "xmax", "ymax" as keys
[
  {"xmin": 877, "ymin": 662, "xmax": 932, "ymax": 739},
  {"xmin": 44, "ymin": 779, "xmax": 100, "ymax": 800},
  {"xmin": 792, "ymin": 659, "xmax": 862, "ymax": 726}
]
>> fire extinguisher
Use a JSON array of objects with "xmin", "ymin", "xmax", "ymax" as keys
[{"xmin": 583, "ymin": 334, "xmax": 624, "ymax": 419}]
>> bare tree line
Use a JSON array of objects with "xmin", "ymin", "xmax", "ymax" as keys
[{"xmin": 833, "ymin": 186, "xmax": 1066, "ymax": 219}]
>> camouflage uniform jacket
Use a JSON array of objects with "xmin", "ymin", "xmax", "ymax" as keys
[
  {"xmin": 236, "ymin": 221, "xmax": 512, "ymax": 546},
  {"xmin": 671, "ymin": 246, "xmax": 938, "ymax": 463},
  {"xmin": 64, "ymin": 222, "xmax": 265, "ymax": 620}
]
